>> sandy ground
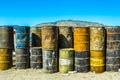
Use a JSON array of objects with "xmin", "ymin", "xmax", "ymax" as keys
[{"xmin": 0, "ymin": 69, "xmax": 120, "ymax": 80}]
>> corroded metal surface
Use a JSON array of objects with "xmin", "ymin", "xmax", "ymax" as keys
[
  {"xmin": 15, "ymin": 48, "xmax": 29, "ymax": 69},
  {"xmin": 59, "ymin": 26, "xmax": 73, "ymax": 48},
  {"xmin": 75, "ymin": 51, "xmax": 89, "ymax": 58},
  {"xmin": 30, "ymin": 47, "xmax": 42, "ymax": 69},
  {"xmin": 42, "ymin": 26, "xmax": 58, "ymax": 49},
  {"xmin": 0, "ymin": 49, "xmax": 12, "ymax": 70},
  {"xmin": 74, "ymin": 27, "xmax": 89, "ymax": 51},
  {"xmin": 0, "ymin": 26, "xmax": 13, "ymax": 49},
  {"xmin": 90, "ymin": 66, "xmax": 105, "ymax": 73},
  {"xmin": 30, "ymin": 27, "xmax": 41, "ymax": 47},
  {"xmin": 42, "ymin": 49, "xmax": 58, "ymax": 73},
  {"xmin": 106, "ymin": 64, "xmax": 120, "ymax": 71},
  {"xmin": 15, "ymin": 26, "xmax": 30, "ymax": 48},
  {"xmin": 106, "ymin": 26, "xmax": 120, "ymax": 71},
  {"xmin": 75, "ymin": 65, "xmax": 90, "ymax": 72},
  {"xmin": 59, "ymin": 48, "xmax": 74, "ymax": 73},
  {"xmin": 90, "ymin": 27, "xmax": 105, "ymax": 50}
]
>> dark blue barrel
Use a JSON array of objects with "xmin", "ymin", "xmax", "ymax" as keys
[
  {"xmin": 0, "ymin": 26, "xmax": 13, "ymax": 49},
  {"xmin": 15, "ymin": 26, "xmax": 30, "ymax": 48}
]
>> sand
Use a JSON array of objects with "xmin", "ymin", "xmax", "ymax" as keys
[{"xmin": 0, "ymin": 69, "xmax": 120, "ymax": 80}]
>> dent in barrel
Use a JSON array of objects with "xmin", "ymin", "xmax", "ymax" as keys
[
  {"xmin": 30, "ymin": 27, "xmax": 41, "ymax": 47},
  {"xmin": 59, "ymin": 26, "xmax": 73, "ymax": 48}
]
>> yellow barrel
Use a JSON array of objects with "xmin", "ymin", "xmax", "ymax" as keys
[
  {"xmin": 74, "ymin": 27, "xmax": 89, "ymax": 51},
  {"xmin": 90, "ymin": 57, "xmax": 105, "ymax": 73},
  {"xmin": 90, "ymin": 50, "xmax": 105, "ymax": 57},
  {"xmin": 0, "ymin": 49, "xmax": 12, "ymax": 70},
  {"xmin": 59, "ymin": 48, "xmax": 74, "ymax": 73}
]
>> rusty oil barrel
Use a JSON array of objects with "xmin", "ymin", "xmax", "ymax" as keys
[
  {"xmin": 15, "ymin": 26, "xmax": 30, "ymax": 48},
  {"xmin": 42, "ymin": 26, "xmax": 58, "ymax": 49},
  {"xmin": 30, "ymin": 27, "xmax": 41, "ymax": 47},
  {"xmin": 90, "ymin": 27, "xmax": 105, "ymax": 73},
  {"xmin": 30, "ymin": 47, "xmax": 42, "ymax": 69},
  {"xmin": 59, "ymin": 26, "xmax": 73, "ymax": 48},
  {"xmin": 42, "ymin": 49, "xmax": 58, "ymax": 73},
  {"xmin": 105, "ymin": 26, "xmax": 120, "ymax": 71},
  {"xmin": 0, "ymin": 49, "xmax": 12, "ymax": 70},
  {"xmin": 0, "ymin": 26, "xmax": 13, "ymax": 49},
  {"xmin": 59, "ymin": 48, "xmax": 74, "ymax": 73},
  {"xmin": 15, "ymin": 48, "xmax": 29, "ymax": 69},
  {"xmin": 74, "ymin": 27, "xmax": 90, "ymax": 72}
]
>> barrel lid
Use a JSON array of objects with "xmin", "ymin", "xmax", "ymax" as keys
[
  {"xmin": 31, "ymin": 47, "xmax": 42, "ymax": 49},
  {"xmin": 60, "ymin": 48, "xmax": 74, "ymax": 50}
]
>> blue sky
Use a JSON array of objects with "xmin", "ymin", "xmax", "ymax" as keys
[{"xmin": 0, "ymin": 0, "xmax": 120, "ymax": 26}]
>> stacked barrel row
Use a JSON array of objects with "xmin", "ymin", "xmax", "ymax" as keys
[
  {"xmin": 105, "ymin": 27, "xmax": 120, "ymax": 71},
  {"xmin": 59, "ymin": 26, "xmax": 74, "ymax": 73},
  {"xmin": 74, "ymin": 27, "xmax": 90, "ymax": 72},
  {"xmin": 30, "ymin": 27, "xmax": 42, "ymax": 69},
  {"xmin": 0, "ymin": 26, "xmax": 13, "ymax": 70},
  {"xmin": 15, "ymin": 26, "xmax": 30, "ymax": 69},
  {"xmin": 42, "ymin": 26, "xmax": 58, "ymax": 73},
  {"xmin": 90, "ymin": 27, "xmax": 105, "ymax": 73}
]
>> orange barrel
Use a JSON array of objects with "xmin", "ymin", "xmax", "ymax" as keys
[
  {"xmin": 42, "ymin": 49, "xmax": 58, "ymax": 73},
  {"xmin": 74, "ymin": 27, "xmax": 89, "ymax": 51},
  {"xmin": 30, "ymin": 47, "xmax": 42, "ymax": 69},
  {"xmin": 105, "ymin": 26, "xmax": 120, "ymax": 71},
  {"xmin": 0, "ymin": 49, "xmax": 12, "ymax": 70},
  {"xmin": 59, "ymin": 48, "xmax": 74, "ymax": 73},
  {"xmin": 15, "ymin": 48, "xmax": 29, "ymax": 69},
  {"xmin": 30, "ymin": 27, "xmax": 41, "ymax": 47},
  {"xmin": 59, "ymin": 26, "xmax": 73, "ymax": 48},
  {"xmin": 0, "ymin": 26, "xmax": 13, "ymax": 49},
  {"xmin": 74, "ymin": 27, "xmax": 90, "ymax": 72},
  {"xmin": 90, "ymin": 27, "xmax": 105, "ymax": 73},
  {"xmin": 42, "ymin": 26, "xmax": 58, "ymax": 49}
]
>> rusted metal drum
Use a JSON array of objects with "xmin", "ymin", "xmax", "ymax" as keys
[
  {"xmin": 42, "ymin": 49, "xmax": 58, "ymax": 73},
  {"xmin": 0, "ymin": 49, "xmax": 12, "ymax": 70},
  {"xmin": 90, "ymin": 27, "xmax": 105, "ymax": 51},
  {"xmin": 74, "ymin": 27, "xmax": 89, "ymax": 51},
  {"xmin": 105, "ymin": 26, "xmax": 120, "ymax": 71},
  {"xmin": 59, "ymin": 26, "xmax": 73, "ymax": 48},
  {"xmin": 15, "ymin": 26, "xmax": 30, "ymax": 48},
  {"xmin": 15, "ymin": 48, "xmax": 29, "ymax": 69},
  {"xmin": 74, "ymin": 27, "xmax": 90, "ymax": 72},
  {"xmin": 30, "ymin": 47, "xmax": 42, "ymax": 69},
  {"xmin": 30, "ymin": 27, "xmax": 41, "ymax": 47},
  {"xmin": 75, "ymin": 51, "xmax": 90, "ymax": 72},
  {"xmin": 90, "ymin": 57, "xmax": 105, "ymax": 73},
  {"xmin": 90, "ymin": 27, "xmax": 105, "ymax": 73},
  {"xmin": 42, "ymin": 26, "xmax": 58, "ymax": 49},
  {"xmin": 0, "ymin": 26, "xmax": 13, "ymax": 49},
  {"xmin": 59, "ymin": 48, "xmax": 74, "ymax": 73}
]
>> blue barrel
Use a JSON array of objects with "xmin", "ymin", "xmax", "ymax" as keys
[{"xmin": 15, "ymin": 26, "xmax": 30, "ymax": 48}]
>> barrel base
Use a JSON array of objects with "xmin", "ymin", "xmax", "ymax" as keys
[
  {"xmin": 30, "ymin": 63, "xmax": 42, "ymax": 69},
  {"xmin": 90, "ymin": 66, "xmax": 105, "ymax": 73},
  {"xmin": 0, "ymin": 62, "xmax": 10, "ymax": 70},
  {"xmin": 106, "ymin": 64, "xmax": 120, "ymax": 72},
  {"xmin": 59, "ymin": 65, "xmax": 73, "ymax": 73},
  {"xmin": 75, "ymin": 66, "xmax": 90, "ymax": 72},
  {"xmin": 16, "ymin": 63, "xmax": 29, "ymax": 69},
  {"xmin": 42, "ymin": 66, "xmax": 58, "ymax": 73}
]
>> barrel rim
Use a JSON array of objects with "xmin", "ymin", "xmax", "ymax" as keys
[{"xmin": 59, "ymin": 48, "xmax": 74, "ymax": 50}]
